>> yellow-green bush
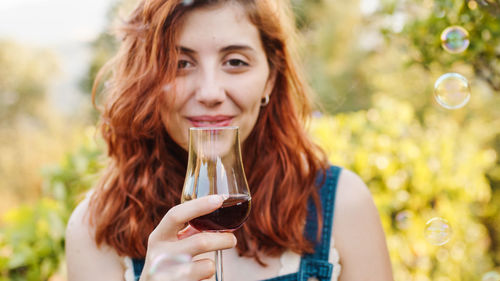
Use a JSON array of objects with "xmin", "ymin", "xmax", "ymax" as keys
[
  {"xmin": 311, "ymin": 94, "xmax": 500, "ymax": 280},
  {"xmin": 0, "ymin": 129, "xmax": 103, "ymax": 281}
]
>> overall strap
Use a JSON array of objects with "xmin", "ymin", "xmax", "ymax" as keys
[
  {"xmin": 299, "ymin": 165, "xmax": 341, "ymax": 281},
  {"xmin": 132, "ymin": 258, "xmax": 145, "ymax": 281}
]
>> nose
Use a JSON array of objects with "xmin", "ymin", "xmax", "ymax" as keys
[{"xmin": 195, "ymin": 68, "xmax": 226, "ymax": 107}]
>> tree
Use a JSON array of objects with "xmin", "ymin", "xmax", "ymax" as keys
[
  {"xmin": 0, "ymin": 40, "xmax": 58, "ymax": 122},
  {"xmin": 376, "ymin": 0, "xmax": 500, "ymax": 271},
  {"xmin": 0, "ymin": 40, "xmax": 63, "ymax": 210}
]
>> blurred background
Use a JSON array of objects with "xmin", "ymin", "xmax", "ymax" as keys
[{"xmin": 0, "ymin": 0, "xmax": 499, "ymax": 280}]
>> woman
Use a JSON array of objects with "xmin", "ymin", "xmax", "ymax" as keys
[{"xmin": 66, "ymin": 0, "xmax": 393, "ymax": 280}]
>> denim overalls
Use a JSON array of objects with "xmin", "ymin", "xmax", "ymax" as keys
[{"xmin": 133, "ymin": 166, "xmax": 341, "ymax": 281}]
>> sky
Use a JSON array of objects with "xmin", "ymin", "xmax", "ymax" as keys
[
  {"xmin": 0, "ymin": 0, "xmax": 116, "ymax": 113},
  {"xmin": 0, "ymin": 0, "xmax": 114, "ymax": 47}
]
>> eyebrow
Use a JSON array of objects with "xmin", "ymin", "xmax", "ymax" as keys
[
  {"xmin": 220, "ymin": 45, "xmax": 256, "ymax": 54},
  {"xmin": 176, "ymin": 44, "xmax": 256, "ymax": 54}
]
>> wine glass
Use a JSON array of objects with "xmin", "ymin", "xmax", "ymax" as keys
[{"xmin": 181, "ymin": 126, "xmax": 251, "ymax": 281}]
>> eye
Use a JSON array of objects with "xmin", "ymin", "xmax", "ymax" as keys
[
  {"xmin": 224, "ymin": 59, "xmax": 249, "ymax": 68},
  {"xmin": 177, "ymin": 60, "xmax": 193, "ymax": 69}
]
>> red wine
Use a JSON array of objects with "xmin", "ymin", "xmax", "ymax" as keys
[{"xmin": 189, "ymin": 194, "xmax": 251, "ymax": 232}]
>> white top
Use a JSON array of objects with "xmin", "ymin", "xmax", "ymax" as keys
[{"xmin": 122, "ymin": 237, "xmax": 341, "ymax": 281}]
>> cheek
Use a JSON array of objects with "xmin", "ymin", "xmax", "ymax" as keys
[
  {"xmin": 240, "ymin": 104, "xmax": 262, "ymax": 142},
  {"xmin": 230, "ymin": 74, "xmax": 269, "ymax": 107},
  {"xmin": 229, "ymin": 73, "xmax": 270, "ymax": 140},
  {"xmin": 234, "ymin": 92, "xmax": 266, "ymax": 143}
]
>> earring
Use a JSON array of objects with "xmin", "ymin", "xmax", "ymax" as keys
[{"xmin": 261, "ymin": 95, "xmax": 270, "ymax": 106}]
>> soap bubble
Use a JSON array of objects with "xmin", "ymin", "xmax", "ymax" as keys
[
  {"xmin": 395, "ymin": 210, "xmax": 412, "ymax": 230},
  {"xmin": 468, "ymin": 0, "xmax": 479, "ymax": 10},
  {"xmin": 482, "ymin": 271, "xmax": 500, "ymax": 281},
  {"xmin": 441, "ymin": 26, "xmax": 470, "ymax": 54},
  {"xmin": 433, "ymin": 5, "xmax": 446, "ymax": 18},
  {"xmin": 312, "ymin": 111, "xmax": 323, "ymax": 118},
  {"xmin": 434, "ymin": 73, "xmax": 471, "ymax": 109},
  {"xmin": 425, "ymin": 217, "xmax": 452, "ymax": 246},
  {"xmin": 148, "ymin": 253, "xmax": 192, "ymax": 281}
]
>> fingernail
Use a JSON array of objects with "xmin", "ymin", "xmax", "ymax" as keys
[{"xmin": 208, "ymin": 195, "xmax": 223, "ymax": 205}]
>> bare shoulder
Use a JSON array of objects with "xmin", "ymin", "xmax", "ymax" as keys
[
  {"xmin": 332, "ymin": 169, "xmax": 394, "ymax": 281},
  {"xmin": 66, "ymin": 194, "xmax": 125, "ymax": 281},
  {"xmin": 334, "ymin": 169, "xmax": 373, "ymax": 211},
  {"xmin": 333, "ymin": 169, "xmax": 381, "ymax": 246}
]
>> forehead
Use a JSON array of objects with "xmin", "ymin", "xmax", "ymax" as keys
[{"xmin": 177, "ymin": 3, "xmax": 262, "ymax": 50}]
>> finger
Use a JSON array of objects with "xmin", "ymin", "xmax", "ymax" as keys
[
  {"xmin": 151, "ymin": 232, "xmax": 236, "ymax": 258},
  {"xmin": 177, "ymin": 225, "xmax": 201, "ymax": 240},
  {"xmin": 151, "ymin": 195, "xmax": 224, "ymax": 241},
  {"xmin": 146, "ymin": 253, "xmax": 192, "ymax": 281},
  {"xmin": 187, "ymin": 259, "xmax": 215, "ymax": 281},
  {"xmin": 180, "ymin": 232, "xmax": 236, "ymax": 257}
]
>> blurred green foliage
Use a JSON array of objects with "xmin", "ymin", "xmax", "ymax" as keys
[
  {"xmin": 0, "ymin": 130, "xmax": 103, "ymax": 280},
  {"xmin": 311, "ymin": 95, "xmax": 500, "ymax": 280},
  {"xmin": 79, "ymin": 0, "xmax": 136, "ymax": 96},
  {"xmin": 393, "ymin": 0, "xmax": 500, "ymax": 91},
  {"xmin": 0, "ymin": 199, "xmax": 66, "ymax": 281},
  {"xmin": 0, "ymin": 40, "xmax": 85, "ymax": 213},
  {"xmin": 0, "ymin": 40, "xmax": 58, "ymax": 122}
]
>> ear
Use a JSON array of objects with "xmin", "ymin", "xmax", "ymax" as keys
[{"xmin": 262, "ymin": 68, "xmax": 277, "ymax": 99}]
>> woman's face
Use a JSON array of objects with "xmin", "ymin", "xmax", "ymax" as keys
[{"xmin": 162, "ymin": 3, "xmax": 274, "ymax": 150}]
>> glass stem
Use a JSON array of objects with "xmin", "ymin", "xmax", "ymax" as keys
[{"xmin": 215, "ymin": 250, "xmax": 223, "ymax": 281}]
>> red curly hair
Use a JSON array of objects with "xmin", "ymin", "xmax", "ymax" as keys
[{"xmin": 89, "ymin": 0, "xmax": 328, "ymax": 264}]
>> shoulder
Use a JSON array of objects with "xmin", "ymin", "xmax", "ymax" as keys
[
  {"xmin": 332, "ymin": 168, "xmax": 381, "ymax": 237},
  {"xmin": 331, "ymin": 168, "xmax": 394, "ymax": 280},
  {"xmin": 66, "ymin": 194, "xmax": 125, "ymax": 281},
  {"xmin": 333, "ymin": 168, "xmax": 373, "ymax": 212},
  {"xmin": 66, "ymin": 195, "xmax": 92, "ymax": 248},
  {"xmin": 331, "ymin": 168, "xmax": 380, "ymax": 240}
]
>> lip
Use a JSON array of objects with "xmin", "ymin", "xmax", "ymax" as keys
[{"xmin": 187, "ymin": 115, "xmax": 234, "ymax": 127}]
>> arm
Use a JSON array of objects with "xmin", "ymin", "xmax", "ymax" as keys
[
  {"xmin": 65, "ymin": 196, "xmax": 125, "ymax": 281},
  {"xmin": 333, "ymin": 169, "xmax": 394, "ymax": 281}
]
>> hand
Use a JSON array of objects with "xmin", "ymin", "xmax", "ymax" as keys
[{"xmin": 140, "ymin": 195, "xmax": 237, "ymax": 281}]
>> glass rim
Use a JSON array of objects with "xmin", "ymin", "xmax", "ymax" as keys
[{"xmin": 189, "ymin": 126, "xmax": 239, "ymax": 131}]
